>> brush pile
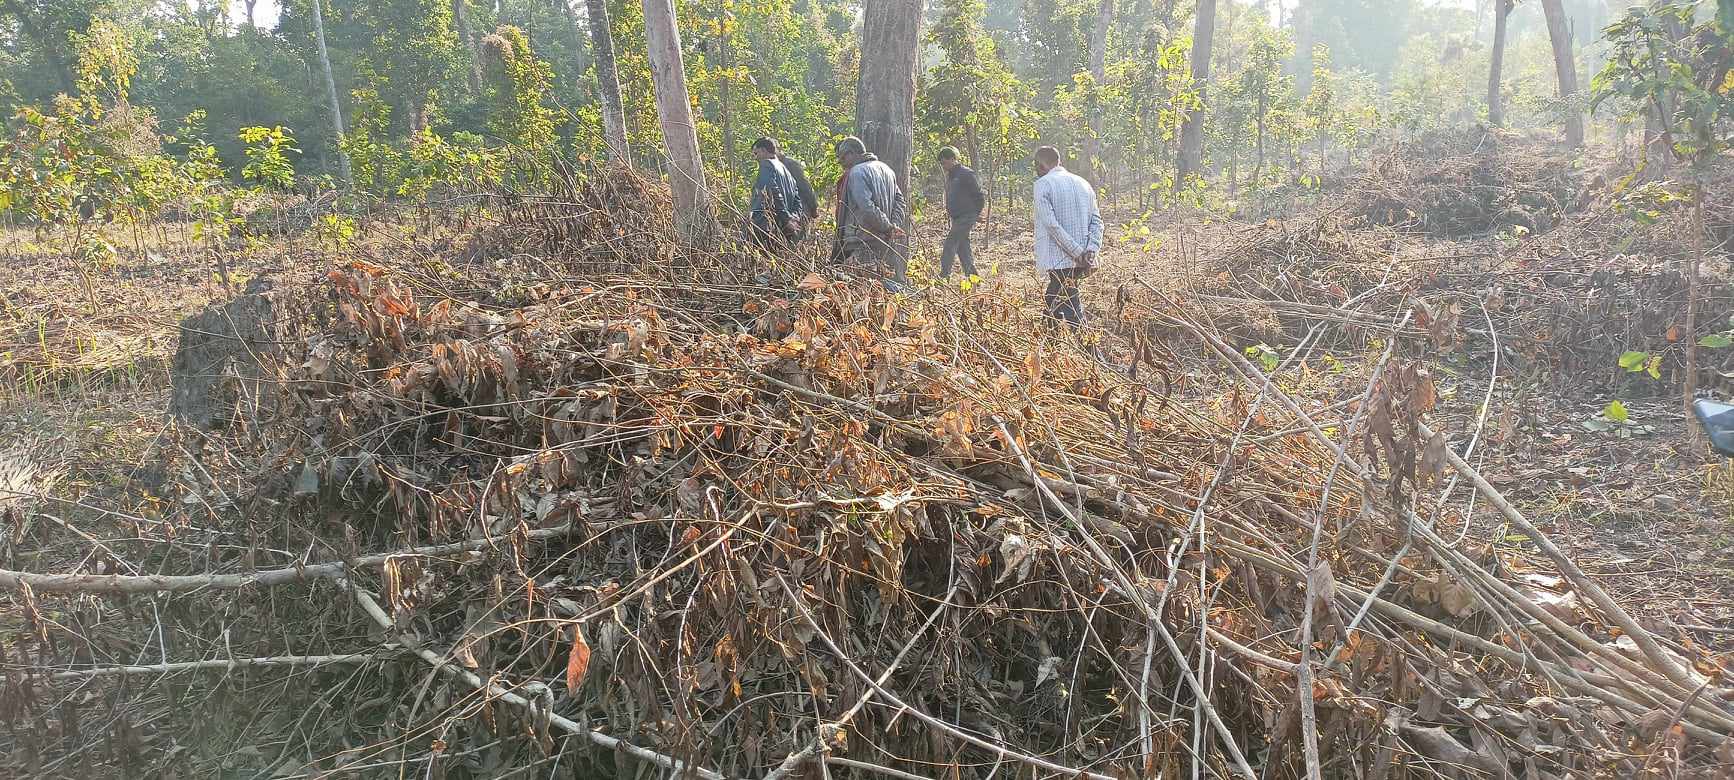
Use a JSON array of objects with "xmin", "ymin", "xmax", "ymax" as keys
[
  {"xmin": 1170, "ymin": 172, "xmax": 1734, "ymax": 392},
  {"xmin": 1347, "ymin": 129, "xmax": 1586, "ymax": 239},
  {"xmin": 4, "ymin": 175, "xmax": 1734, "ymax": 780}
]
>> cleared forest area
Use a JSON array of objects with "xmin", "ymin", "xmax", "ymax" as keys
[{"xmin": 2, "ymin": 1, "xmax": 1734, "ymax": 779}]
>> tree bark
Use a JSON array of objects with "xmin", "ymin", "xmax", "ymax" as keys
[
  {"xmin": 586, "ymin": 0, "xmax": 632, "ymax": 163},
  {"xmin": 1253, "ymin": 94, "xmax": 1266, "ymax": 184},
  {"xmin": 455, "ymin": 0, "xmax": 482, "ymax": 91},
  {"xmin": 308, "ymin": 0, "xmax": 352, "ymax": 185},
  {"xmin": 856, "ymin": 0, "xmax": 923, "ymax": 190},
  {"xmin": 1079, "ymin": 0, "xmax": 1112, "ymax": 186},
  {"xmin": 718, "ymin": 0, "xmax": 734, "ymax": 176},
  {"xmin": 1538, "ymin": 0, "xmax": 1583, "ymax": 147},
  {"xmin": 1176, "ymin": 0, "xmax": 1216, "ymax": 184},
  {"xmin": 642, "ymin": 0, "xmax": 714, "ymax": 242},
  {"xmin": 1487, "ymin": 0, "xmax": 1511, "ymax": 127}
]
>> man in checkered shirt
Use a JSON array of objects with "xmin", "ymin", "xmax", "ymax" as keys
[{"xmin": 1032, "ymin": 145, "xmax": 1103, "ymax": 328}]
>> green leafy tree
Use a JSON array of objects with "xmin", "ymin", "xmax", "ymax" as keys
[
  {"xmin": 920, "ymin": 0, "xmax": 1036, "ymax": 203},
  {"xmin": 240, "ymin": 125, "xmax": 300, "ymax": 191},
  {"xmin": 358, "ymin": 0, "xmax": 462, "ymax": 133},
  {"xmin": 1592, "ymin": 0, "xmax": 1734, "ymax": 423},
  {"xmin": 1243, "ymin": 28, "xmax": 1296, "ymax": 186},
  {"xmin": 479, "ymin": 24, "xmax": 558, "ymax": 175}
]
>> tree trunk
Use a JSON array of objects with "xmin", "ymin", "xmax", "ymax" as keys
[
  {"xmin": 964, "ymin": 124, "xmax": 984, "ymax": 212},
  {"xmin": 718, "ymin": 0, "xmax": 734, "ymax": 179},
  {"xmin": 309, "ymin": 0, "xmax": 352, "ymax": 185},
  {"xmin": 1080, "ymin": 0, "xmax": 1112, "ymax": 186},
  {"xmin": 585, "ymin": 0, "xmax": 632, "ymax": 163},
  {"xmin": 1644, "ymin": 103, "xmax": 1671, "ymax": 177},
  {"xmin": 1688, "ymin": 178, "xmax": 1704, "ymax": 431},
  {"xmin": 455, "ymin": 0, "xmax": 482, "ymax": 92},
  {"xmin": 1253, "ymin": 108, "xmax": 1265, "ymax": 185},
  {"xmin": 642, "ymin": 0, "xmax": 714, "ymax": 242},
  {"xmin": 1538, "ymin": 0, "xmax": 1583, "ymax": 147},
  {"xmin": 1176, "ymin": 0, "xmax": 1216, "ymax": 184},
  {"xmin": 1488, "ymin": 0, "xmax": 1511, "ymax": 127},
  {"xmin": 856, "ymin": 0, "xmax": 923, "ymax": 190}
]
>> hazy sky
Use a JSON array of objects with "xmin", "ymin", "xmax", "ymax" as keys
[{"xmin": 231, "ymin": 0, "xmax": 281, "ymax": 29}]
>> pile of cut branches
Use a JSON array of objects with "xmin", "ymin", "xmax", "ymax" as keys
[
  {"xmin": 3, "ymin": 176, "xmax": 1732, "ymax": 779},
  {"xmin": 1346, "ymin": 129, "xmax": 1585, "ymax": 240}
]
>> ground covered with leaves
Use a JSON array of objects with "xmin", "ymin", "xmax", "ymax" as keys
[{"xmin": 3, "ymin": 142, "xmax": 1734, "ymax": 779}]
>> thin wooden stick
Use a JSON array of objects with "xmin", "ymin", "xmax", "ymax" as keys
[
  {"xmin": 1415, "ymin": 419, "xmax": 1699, "ymax": 693},
  {"xmin": 0, "ymin": 521, "xmax": 587, "ymax": 594},
  {"xmin": 47, "ymin": 652, "xmax": 397, "ymax": 680}
]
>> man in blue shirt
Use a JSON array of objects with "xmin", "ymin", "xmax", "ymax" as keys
[{"xmin": 748, "ymin": 137, "xmax": 803, "ymax": 249}]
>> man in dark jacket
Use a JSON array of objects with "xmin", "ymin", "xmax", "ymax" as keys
[
  {"xmin": 748, "ymin": 137, "xmax": 803, "ymax": 248},
  {"xmin": 937, "ymin": 146, "xmax": 986, "ymax": 279},
  {"xmin": 834, "ymin": 136, "xmax": 908, "ymax": 287},
  {"xmin": 779, "ymin": 150, "xmax": 820, "ymax": 231}
]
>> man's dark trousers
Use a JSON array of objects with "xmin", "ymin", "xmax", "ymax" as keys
[
  {"xmin": 1044, "ymin": 268, "xmax": 1085, "ymax": 326},
  {"xmin": 940, "ymin": 213, "xmax": 978, "ymax": 278}
]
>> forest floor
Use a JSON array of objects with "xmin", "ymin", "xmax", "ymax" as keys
[
  {"xmin": 4, "ymin": 132, "xmax": 1734, "ymax": 776},
  {"xmin": 6, "ymin": 194, "xmax": 1731, "ymax": 653}
]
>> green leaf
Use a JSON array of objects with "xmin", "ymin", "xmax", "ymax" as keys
[
  {"xmin": 1618, "ymin": 351, "xmax": 1650, "ymax": 371},
  {"xmin": 1699, "ymin": 333, "xmax": 1733, "ymax": 348},
  {"xmin": 1604, "ymin": 400, "xmax": 1630, "ymax": 423}
]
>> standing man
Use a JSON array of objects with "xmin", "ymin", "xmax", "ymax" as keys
[
  {"xmin": 1032, "ymin": 145, "xmax": 1102, "ymax": 328},
  {"xmin": 937, "ymin": 146, "xmax": 986, "ymax": 280},
  {"xmin": 779, "ymin": 147, "xmax": 820, "ymax": 236},
  {"xmin": 834, "ymin": 136, "xmax": 909, "ymax": 288},
  {"xmin": 748, "ymin": 137, "xmax": 804, "ymax": 249}
]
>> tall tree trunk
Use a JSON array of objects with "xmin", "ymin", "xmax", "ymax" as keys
[
  {"xmin": 718, "ymin": 0, "xmax": 734, "ymax": 178},
  {"xmin": 309, "ymin": 0, "xmax": 352, "ymax": 185},
  {"xmin": 1253, "ymin": 98, "xmax": 1266, "ymax": 185},
  {"xmin": 642, "ymin": 0, "xmax": 714, "ymax": 242},
  {"xmin": 1487, "ymin": 0, "xmax": 1511, "ymax": 127},
  {"xmin": 965, "ymin": 124, "xmax": 985, "ymax": 218},
  {"xmin": 1176, "ymin": 0, "xmax": 1216, "ymax": 184},
  {"xmin": 1539, "ymin": 0, "xmax": 1583, "ymax": 147},
  {"xmin": 244, "ymin": 0, "xmax": 259, "ymax": 29},
  {"xmin": 856, "ymin": 0, "xmax": 923, "ymax": 190},
  {"xmin": 1079, "ymin": 0, "xmax": 1112, "ymax": 186},
  {"xmin": 586, "ymin": 0, "xmax": 631, "ymax": 163},
  {"xmin": 1644, "ymin": 103, "xmax": 1671, "ymax": 178},
  {"xmin": 455, "ymin": 0, "xmax": 482, "ymax": 92}
]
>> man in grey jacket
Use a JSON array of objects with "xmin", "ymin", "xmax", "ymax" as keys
[
  {"xmin": 937, "ymin": 146, "xmax": 986, "ymax": 279},
  {"xmin": 834, "ymin": 136, "xmax": 909, "ymax": 287}
]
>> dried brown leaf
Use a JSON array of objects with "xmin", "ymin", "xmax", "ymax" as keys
[{"xmin": 566, "ymin": 626, "xmax": 592, "ymax": 691}]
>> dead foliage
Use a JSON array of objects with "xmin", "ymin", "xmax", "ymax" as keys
[
  {"xmin": 3, "ymin": 170, "xmax": 1733, "ymax": 780},
  {"xmin": 1347, "ymin": 129, "xmax": 1587, "ymax": 239}
]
